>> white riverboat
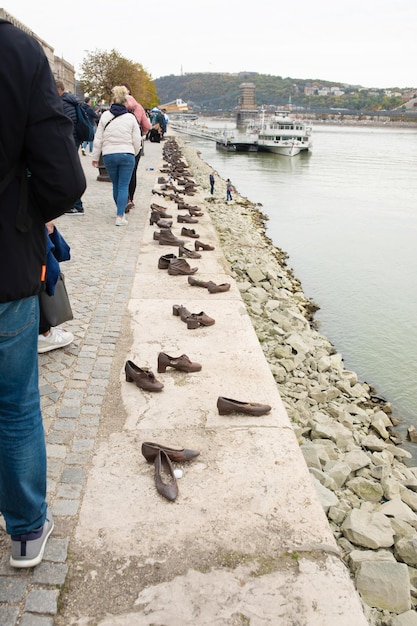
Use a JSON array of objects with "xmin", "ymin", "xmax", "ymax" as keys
[{"xmin": 246, "ymin": 110, "xmax": 312, "ymax": 156}]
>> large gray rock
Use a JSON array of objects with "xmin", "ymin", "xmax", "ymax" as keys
[
  {"xmin": 391, "ymin": 611, "xmax": 417, "ymax": 626},
  {"xmin": 395, "ymin": 536, "xmax": 417, "ymax": 567},
  {"xmin": 355, "ymin": 560, "xmax": 411, "ymax": 612},
  {"xmin": 341, "ymin": 508, "xmax": 394, "ymax": 549}
]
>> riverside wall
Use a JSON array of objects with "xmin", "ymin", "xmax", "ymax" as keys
[{"xmin": 176, "ymin": 136, "xmax": 417, "ymax": 626}]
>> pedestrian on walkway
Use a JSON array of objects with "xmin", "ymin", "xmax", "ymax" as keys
[
  {"xmin": 81, "ymin": 97, "xmax": 99, "ymax": 156},
  {"xmin": 91, "ymin": 85, "xmax": 142, "ymax": 226},
  {"xmin": 0, "ymin": 17, "xmax": 86, "ymax": 568},
  {"xmin": 209, "ymin": 173, "xmax": 215, "ymax": 195},
  {"xmin": 56, "ymin": 80, "xmax": 86, "ymax": 215},
  {"xmin": 121, "ymin": 82, "xmax": 151, "ymax": 212},
  {"xmin": 38, "ymin": 222, "xmax": 74, "ymax": 353},
  {"xmin": 226, "ymin": 178, "xmax": 233, "ymax": 201}
]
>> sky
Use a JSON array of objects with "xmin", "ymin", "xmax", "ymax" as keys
[{"xmin": 6, "ymin": 0, "xmax": 417, "ymax": 89}]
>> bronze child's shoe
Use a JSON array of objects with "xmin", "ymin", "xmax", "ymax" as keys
[
  {"xmin": 142, "ymin": 441, "xmax": 200, "ymax": 463},
  {"xmin": 125, "ymin": 360, "xmax": 164, "ymax": 392},
  {"xmin": 217, "ymin": 396, "xmax": 271, "ymax": 416},
  {"xmin": 154, "ymin": 450, "xmax": 179, "ymax": 501},
  {"xmin": 157, "ymin": 352, "xmax": 202, "ymax": 373}
]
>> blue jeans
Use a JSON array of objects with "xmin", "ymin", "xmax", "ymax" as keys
[
  {"xmin": 82, "ymin": 140, "xmax": 94, "ymax": 153},
  {"xmin": 0, "ymin": 297, "xmax": 47, "ymax": 535},
  {"xmin": 103, "ymin": 153, "xmax": 135, "ymax": 217}
]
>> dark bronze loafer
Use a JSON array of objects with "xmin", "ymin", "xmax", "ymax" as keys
[
  {"xmin": 125, "ymin": 360, "xmax": 164, "ymax": 392},
  {"xmin": 157, "ymin": 352, "xmax": 202, "ymax": 373},
  {"xmin": 217, "ymin": 396, "xmax": 271, "ymax": 416},
  {"xmin": 181, "ymin": 228, "xmax": 200, "ymax": 239},
  {"xmin": 142, "ymin": 441, "xmax": 200, "ymax": 463},
  {"xmin": 154, "ymin": 450, "xmax": 179, "ymax": 501}
]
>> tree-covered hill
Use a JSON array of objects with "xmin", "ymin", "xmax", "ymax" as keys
[{"xmin": 154, "ymin": 72, "xmax": 407, "ymax": 112}]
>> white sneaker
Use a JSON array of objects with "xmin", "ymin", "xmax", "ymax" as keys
[
  {"xmin": 81, "ymin": 148, "xmax": 86, "ymax": 156},
  {"xmin": 115, "ymin": 216, "xmax": 128, "ymax": 226},
  {"xmin": 38, "ymin": 327, "xmax": 74, "ymax": 353}
]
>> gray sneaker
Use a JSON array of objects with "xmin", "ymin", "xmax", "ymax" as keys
[{"xmin": 10, "ymin": 507, "xmax": 54, "ymax": 568}]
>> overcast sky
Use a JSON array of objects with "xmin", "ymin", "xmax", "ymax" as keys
[{"xmin": 8, "ymin": 0, "xmax": 417, "ymax": 89}]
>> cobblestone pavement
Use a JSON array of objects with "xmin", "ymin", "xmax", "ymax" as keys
[{"xmin": 0, "ymin": 140, "xmax": 162, "ymax": 625}]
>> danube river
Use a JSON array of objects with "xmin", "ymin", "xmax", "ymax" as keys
[{"xmin": 178, "ymin": 122, "xmax": 417, "ymax": 452}]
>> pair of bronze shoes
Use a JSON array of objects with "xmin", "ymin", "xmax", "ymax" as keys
[
  {"xmin": 217, "ymin": 396, "xmax": 272, "ymax": 416},
  {"xmin": 125, "ymin": 360, "xmax": 164, "ymax": 392},
  {"xmin": 142, "ymin": 442, "xmax": 200, "ymax": 501},
  {"xmin": 173, "ymin": 304, "xmax": 215, "ymax": 330},
  {"xmin": 188, "ymin": 276, "xmax": 231, "ymax": 293}
]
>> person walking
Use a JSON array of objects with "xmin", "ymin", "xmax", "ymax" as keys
[
  {"xmin": 91, "ymin": 85, "xmax": 142, "ymax": 226},
  {"xmin": 56, "ymin": 80, "xmax": 86, "ymax": 215},
  {"xmin": 209, "ymin": 173, "xmax": 215, "ymax": 195},
  {"xmin": 226, "ymin": 178, "xmax": 233, "ymax": 201},
  {"xmin": 121, "ymin": 82, "xmax": 151, "ymax": 212},
  {"xmin": 0, "ymin": 17, "xmax": 86, "ymax": 567},
  {"xmin": 81, "ymin": 97, "xmax": 99, "ymax": 155}
]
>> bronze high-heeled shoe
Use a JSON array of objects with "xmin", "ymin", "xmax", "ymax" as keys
[
  {"xmin": 172, "ymin": 304, "xmax": 192, "ymax": 322},
  {"xmin": 179, "ymin": 245, "xmax": 201, "ymax": 259},
  {"xmin": 142, "ymin": 441, "xmax": 200, "ymax": 463},
  {"xmin": 124, "ymin": 360, "xmax": 164, "ymax": 392},
  {"xmin": 154, "ymin": 450, "xmax": 178, "ymax": 501},
  {"xmin": 186, "ymin": 312, "xmax": 215, "ymax": 329},
  {"xmin": 157, "ymin": 352, "xmax": 202, "ymax": 373}
]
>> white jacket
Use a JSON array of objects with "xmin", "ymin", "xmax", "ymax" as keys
[{"xmin": 91, "ymin": 110, "xmax": 142, "ymax": 160}]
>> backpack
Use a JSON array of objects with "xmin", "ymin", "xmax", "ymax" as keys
[{"xmin": 75, "ymin": 103, "xmax": 94, "ymax": 142}]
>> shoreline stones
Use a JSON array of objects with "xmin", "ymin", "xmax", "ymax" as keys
[{"xmin": 175, "ymin": 136, "xmax": 417, "ymax": 625}]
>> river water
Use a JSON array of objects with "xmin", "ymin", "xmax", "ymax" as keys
[{"xmin": 177, "ymin": 122, "xmax": 417, "ymax": 451}]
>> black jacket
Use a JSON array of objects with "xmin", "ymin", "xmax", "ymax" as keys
[{"xmin": 0, "ymin": 20, "xmax": 86, "ymax": 303}]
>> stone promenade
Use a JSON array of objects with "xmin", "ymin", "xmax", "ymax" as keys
[{"xmin": 0, "ymin": 137, "xmax": 368, "ymax": 625}]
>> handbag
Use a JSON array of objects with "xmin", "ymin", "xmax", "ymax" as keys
[{"xmin": 39, "ymin": 272, "xmax": 73, "ymax": 328}]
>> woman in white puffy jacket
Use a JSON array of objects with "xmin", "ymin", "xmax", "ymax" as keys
[{"xmin": 92, "ymin": 85, "xmax": 142, "ymax": 226}]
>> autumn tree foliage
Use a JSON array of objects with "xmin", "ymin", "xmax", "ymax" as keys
[{"xmin": 79, "ymin": 49, "xmax": 158, "ymax": 108}]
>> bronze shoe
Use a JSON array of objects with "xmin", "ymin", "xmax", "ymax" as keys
[
  {"xmin": 217, "ymin": 396, "xmax": 271, "ymax": 416},
  {"xmin": 179, "ymin": 245, "xmax": 201, "ymax": 259},
  {"xmin": 125, "ymin": 360, "xmax": 164, "ymax": 392},
  {"xmin": 153, "ymin": 231, "xmax": 160, "ymax": 241},
  {"xmin": 187, "ymin": 276, "xmax": 209, "ymax": 289},
  {"xmin": 150, "ymin": 203, "xmax": 172, "ymax": 217},
  {"xmin": 177, "ymin": 214, "xmax": 198, "ymax": 224},
  {"xmin": 142, "ymin": 441, "xmax": 200, "ymax": 463},
  {"xmin": 159, "ymin": 230, "xmax": 185, "ymax": 247},
  {"xmin": 186, "ymin": 311, "xmax": 215, "ymax": 329},
  {"xmin": 158, "ymin": 253, "xmax": 177, "ymax": 269},
  {"xmin": 206, "ymin": 281, "xmax": 231, "ymax": 294},
  {"xmin": 188, "ymin": 208, "xmax": 204, "ymax": 217},
  {"xmin": 157, "ymin": 219, "xmax": 173, "ymax": 229},
  {"xmin": 168, "ymin": 258, "xmax": 198, "ymax": 276},
  {"xmin": 154, "ymin": 450, "xmax": 178, "ymax": 501},
  {"xmin": 157, "ymin": 352, "xmax": 202, "ymax": 373},
  {"xmin": 172, "ymin": 304, "xmax": 192, "ymax": 322},
  {"xmin": 195, "ymin": 241, "xmax": 215, "ymax": 251},
  {"xmin": 181, "ymin": 228, "xmax": 200, "ymax": 239}
]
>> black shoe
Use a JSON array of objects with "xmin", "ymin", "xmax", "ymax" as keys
[{"xmin": 65, "ymin": 207, "xmax": 84, "ymax": 215}]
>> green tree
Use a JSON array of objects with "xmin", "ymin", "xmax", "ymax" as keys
[{"xmin": 79, "ymin": 49, "xmax": 157, "ymax": 108}]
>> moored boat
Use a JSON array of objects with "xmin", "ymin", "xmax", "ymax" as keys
[{"xmin": 246, "ymin": 110, "xmax": 312, "ymax": 156}]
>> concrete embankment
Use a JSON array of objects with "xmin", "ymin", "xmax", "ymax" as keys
[
  {"xmin": 51, "ymin": 136, "xmax": 370, "ymax": 625},
  {"xmin": 177, "ymin": 137, "xmax": 417, "ymax": 625}
]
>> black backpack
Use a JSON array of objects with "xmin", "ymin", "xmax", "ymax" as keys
[{"xmin": 75, "ymin": 103, "xmax": 94, "ymax": 142}]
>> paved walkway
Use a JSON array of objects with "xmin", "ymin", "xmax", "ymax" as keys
[{"xmin": 0, "ymin": 137, "xmax": 368, "ymax": 625}]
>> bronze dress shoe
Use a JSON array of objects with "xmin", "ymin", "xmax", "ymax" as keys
[
  {"xmin": 157, "ymin": 352, "xmax": 202, "ymax": 373},
  {"xmin": 188, "ymin": 208, "xmax": 204, "ymax": 217},
  {"xmin": 195, "ymin": 241, "xmax": 214, "ymax": 251},
  {"xmin": 168, "ymin": 258, "xmax": 198, "ymax": 276},
  {"xmin": 181, "ymin": 228, "xmax": 199, "ymax": 239},
  {"xmin": 150, "ymin": 203, "xmax": 172, "ymax": 217},
  {"xmin": 158, "ymin": 253, "xmax": 177, "ymax": 269},
  {"xmin": 154, "ymin": 450, "xmax": 179, "ymax": 501},
  {"xmin": 177, "ymin": 214, "xmax": 198, "ymax": 224},
  {"xmin": 187, "ymin": 276, "xmax": 209, "ymax": 289},
  {"xmin": 179, "ymin": 245, "xmax": 201, "ymax": 259},
  {"xmin": 142, "ymin": 441, "xmax": 200, "ymax": 463},
  {"xmin": 125, "ymin": 360, "xmax": 164, "ymax": 392},
  {"xmin": 206, "ymin": 281, "xmax": 231, "ymax": 293},
  {"xmin": 217, "ymin": 396, "xmax": 271, "ymax": 416}
]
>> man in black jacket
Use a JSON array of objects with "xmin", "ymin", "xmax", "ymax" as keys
[
  {"xmin": 0, "ymin": 19, "xmax": 86, "ymax": 567},
  {"xmin": 56, "ymin": 80, "xmax": 86, "ymax": 215}
]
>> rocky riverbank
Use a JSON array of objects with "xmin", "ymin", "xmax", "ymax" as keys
[{"xmin": 173, "ymin": 135, "xmax": 417, "ymax": 626}]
